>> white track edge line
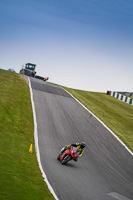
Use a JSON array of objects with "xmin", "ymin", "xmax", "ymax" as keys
[
  {"xmin": 62, "ymin": 88, "xmax": 133, "ymax": 156},
  {"xmin": 28, "ymin": 78, "xmax": 59, "ymax": 200}
]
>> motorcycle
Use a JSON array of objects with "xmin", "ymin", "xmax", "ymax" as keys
[{"xmin": 57, "ymin": 146, "xmax": 80, "ymax": 165}]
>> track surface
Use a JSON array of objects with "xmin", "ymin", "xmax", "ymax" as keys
[{"xmin": 30, "ymin": 77, "xmax": 133, "ymax": 200}]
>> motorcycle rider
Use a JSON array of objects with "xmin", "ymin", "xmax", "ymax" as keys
[{"xmin": 60, "ymin": 142, "xmax": 86, "ymax": 160}]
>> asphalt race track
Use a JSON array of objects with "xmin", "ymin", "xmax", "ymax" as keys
[{"xmin": 30, "ymin": 77, "xmax": 133, "ymax": 200}]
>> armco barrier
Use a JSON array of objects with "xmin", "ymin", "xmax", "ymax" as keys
[{"xmin": 108, "ymin": 91, "xmax": 133, "ymax": 105}]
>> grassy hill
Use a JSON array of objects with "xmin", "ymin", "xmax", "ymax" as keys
[
  {"xmin": 0, "ymin": 69, "xmax": 54, "ymax": 200},
  {"xmin": 0, "ymin": 69, "xmax": 132, "ymax": 200}
]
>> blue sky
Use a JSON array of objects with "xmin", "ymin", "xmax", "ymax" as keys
[{"xmin": 0, "ymin": 0, "xmax": 133, "ymax": 92}]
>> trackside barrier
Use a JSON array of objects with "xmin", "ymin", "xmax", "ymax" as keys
[{"xmin": 109, "ymin": 91, "xmax": 133, "ymax": 105}]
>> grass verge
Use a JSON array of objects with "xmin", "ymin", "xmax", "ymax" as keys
[
  {"xmin": 62, "ymin": 86, "xmax": 133, "ymax": 152},
  {"xmin": 0, "ymin": 69, "xmax": 54, "ymax": 200}
]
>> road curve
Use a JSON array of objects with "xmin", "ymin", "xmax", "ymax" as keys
[{"xmin": 30, "ymin": 77, "xmax": 133, "ymax": 200}]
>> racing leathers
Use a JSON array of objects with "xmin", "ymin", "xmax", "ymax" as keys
[{"xmin": 61, "ymin": 143, "xmax": 85, "ymax": 157}]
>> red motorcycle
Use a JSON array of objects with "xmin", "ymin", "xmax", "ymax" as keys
[{"xmin": 57, "ymin": 147, "xmax": 80, "ymax": 165}]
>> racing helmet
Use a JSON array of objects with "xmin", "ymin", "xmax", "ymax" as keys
[{"xmin": 80, "ymin": 142, "xmax": 86, "ymax": 148}]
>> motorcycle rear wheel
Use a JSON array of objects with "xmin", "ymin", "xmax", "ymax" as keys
[{"xmin": 61, "ymin": 155, "xmax": 72, "ymax": 165}]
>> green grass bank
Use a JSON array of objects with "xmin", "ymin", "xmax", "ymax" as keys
[
  {"xmin": 0, "ymin": 69, "xmax": 132, "ymax": 200},
  {"xmin": 0, "ymin": 69, "xmax": 54, "ymax": 200},
  {"xmin": 62, "ymin": 86, "xmax": 133, "ymax": 152}
]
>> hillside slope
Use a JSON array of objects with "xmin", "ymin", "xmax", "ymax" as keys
[{"xmin": 0, "ymin": 69, "xmax": 54, "ymax": 200}]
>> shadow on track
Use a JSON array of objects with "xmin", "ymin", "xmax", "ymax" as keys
[{"xmin": 55, "ymin": 158, "xmax": 80, "ymax": 169}]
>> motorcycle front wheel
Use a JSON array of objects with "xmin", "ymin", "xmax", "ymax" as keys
[
  {"xmin": 57, "ymin": 154, "xmax": 60, "ymax": 160},
  {"xmin": 61, "ymin": 155, "xmax": 72, "ymax": 165}
]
